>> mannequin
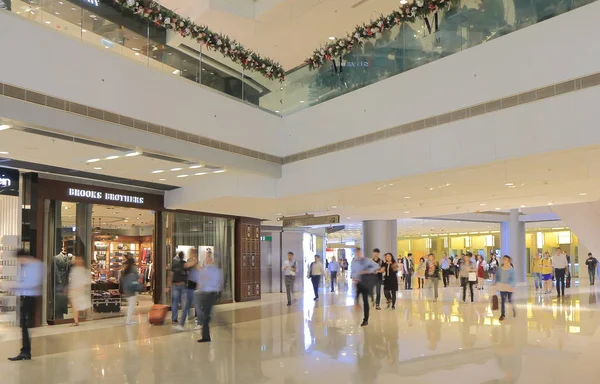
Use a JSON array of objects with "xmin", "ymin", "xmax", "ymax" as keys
[{"xmin": 54, "ymin": 248, "xmax": 73, "ymax": 319}]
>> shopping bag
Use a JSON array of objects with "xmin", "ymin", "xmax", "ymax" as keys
[
  {"xmin": 566, "ymin": 275, "xmax": 572, "ymax": 288},
  {"xmin": 148, "ymin": 304, "xmax": 169, "ymax": 325},
  {"xmin": 468, "ymin": 272, "xmax": 477, "ymax": 282},
  {"xmin": 491, "ymin": 294, "xmax": 499, "ymax": 311}
]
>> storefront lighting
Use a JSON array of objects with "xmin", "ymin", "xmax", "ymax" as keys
[{"xmin": 536, "ymin": 232, "xmax": 544, "ymax": 247}]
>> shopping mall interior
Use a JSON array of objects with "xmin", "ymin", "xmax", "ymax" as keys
[{"xmin": 1, "ymin": 0, "xmax": 600, "ymax": 382}]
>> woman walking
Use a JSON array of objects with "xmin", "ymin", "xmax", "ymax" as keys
[
  {"xmin": 68, "ymin": 255, "xmax": 91, "ymax": 326},
  {"xmin": 425, "ymin": 254, "xmax": 441, "ymax": 302},
  {"xmin": 122, "ymin": 255, "xmax": 141, "ymax": 325},
  {"xmin": 541, "ymin": 252, "xmax": 553, "ymax": 294},
  {"xmin": 476, "ymin": 255, "xmax": 487, "ymax": 290},
  {"xmin": 488, "ymin": 254, "xmax": 498, "ymax": 285},
  {"xmin": 459, "ymin": 254, "xmax": 477, "ymax": 303},
  {"xmin": 416, "ymin": 257, "xmax": 426, "ymax": 289},
  {"xmin": 495, "ymin": 255, "xmax": 516, "ymax": 321},
  {"xmin": 383, "ymin": 253, "xmax": 399, "ymax": 309}
]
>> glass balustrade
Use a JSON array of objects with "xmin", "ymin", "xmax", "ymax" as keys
[{"xmin": 5, "ymin": 0, "xmax": 596, "ymax": 116}]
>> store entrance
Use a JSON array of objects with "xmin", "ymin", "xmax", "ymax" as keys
[{"xmin": 47, "ymin": 201, "xmax": 156, "ymax": 324}]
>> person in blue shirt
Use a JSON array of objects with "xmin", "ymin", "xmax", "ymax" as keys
[
  {"xmin": 495, "ymin": 255, "xmax": 516, "ymax": 321},
  {"xmin": 441, "ymin": 253, "xmax": 451, "ymax": 287},
  {"xmin": 351, "ymin": 248, "xmax": 381, "ymax": 327},
  {"xmin": 197, "ymin": 251, "xmax": 222, "ymax": 343},
  {"xmin": 328, "ymin": 256, "xmax": 341, "ymax": 293},
  {"xmin": 8, "ymin": 249, "xmax": 43, "ymax": 361}
]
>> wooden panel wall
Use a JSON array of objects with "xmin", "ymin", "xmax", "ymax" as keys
[{"xmin": 235, "ymin": 218, "xmax": 261, "ymax": 302}]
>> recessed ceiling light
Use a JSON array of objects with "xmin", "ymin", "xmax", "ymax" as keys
[
  {"xmin": 404, "ymin": 196, "xmax": 411, "ymax": 199},
  {"xmin": 213, "ymin": 170, "xmax": 226, "ymax": 173},
  {"xmin": 82, "ymin": 29, "xmax": 87, "ymax": 32},
  {"xmin": 0, "ymin": 151, "xmax": 8, "ymax": 155},
  {"xmin": 404, "ymin": 211, "xmax": 410, "ymax": 214},
  {"xmin": 0, "ymin": 124, "xmax": 11, "ymax": 131},
  {"xmin": 445, "ymin": 183, "xmax": 451, "ymax": 186},
  {"xmin": 520, "ymin": 205, "xmax": 526, "ymax": 208},
  {"xmin": 152, "ymin": 170, "xmax": 165, "ymax": 174},
  {"xmin": 159, "ymin": 178, "xmax": 166, "ymax": 181},
  {"xmin": 400, "ymin": 0, "xmax": 408, "ymax": 3},
  {"xmin": 331, "ymin": 205, "xmax": 338, "ymax": 209},
  {"xmin": 194, "ymin": 172, "xmax": 207, "ymax": 176},
  {"xmin": 504, "ymin": 182, "xmax": 514, "ymax": 186},
  {"xmin": 495, "ymin": 208, "xmax": 501, "ymax": 210},
  {"xmin": 171, "ymin": 168, "xmax": 182, "ymax": 171},
  {"xmin": 125, "ymin": 151, "xmax": 141, "ymax": 157},
  {"xmin": 300, "ymin": 100, "xmax": 305, "ymax": 103},
  {"xmin": 548, "ymin": 202, "xmax": 554, "ymax": 206},
  {"xmin": 579, "ymin": 193, "xmax": 587, "ymax": 196},
  {"xmin": 275, "ymin": 110, "xmax": 280, "ymax": 113},
  {"xmin": 93, "ymin": 167, "xmax": 102, "ymax": 170},
  {"xmin": 86, "ymin": 158, "xmax": 100, "ymax": 163},
  {"xmin": 189, "ymin": 165, "xmax": 203, "ymax": 169},
  {"xmin": 428, "ymin": 187, "xmax": 434, "ymax": 191},
  {"xmin": 328, "ymin": 36, "xmax": 336, "ymax": 40},
  {"xmin": 45, "ymin": 21, "xmax": 51, "ymax": 24},
  {"xmin": 346, "ymin": 217, "xmax": 351, "ymax": 219},
  {"xmin": 177, "ymin": 174, "xmax": 189, "ymax": 178},
  {"xmin": 106, "ymin": 155, "xmax": 120, "ymax": 160}
]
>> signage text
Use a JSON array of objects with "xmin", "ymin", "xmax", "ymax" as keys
[{"xmin": 68, "ymin": 188, "xmax": 145, "ymax": 204}]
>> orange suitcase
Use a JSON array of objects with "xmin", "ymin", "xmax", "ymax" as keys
[{"xmin": 148, "ymin": 304, "xmax": 169, "ymax": 325}]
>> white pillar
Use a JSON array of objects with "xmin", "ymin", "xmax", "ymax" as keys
[
  {"xmin": 501, "ymin": 209, "xmax": 526, "ymax": 283},
  {"xmin": 362, "ymin": 220, "xmax": 398, "ymax": 257}
]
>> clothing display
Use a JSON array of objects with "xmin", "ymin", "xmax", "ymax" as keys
[{"xmin": 54, "ymin": 252, "xmax": 73, "ymax": 318}]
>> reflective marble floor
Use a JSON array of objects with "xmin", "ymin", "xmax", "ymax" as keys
[{"xmin": 1, "ymin": 280, "xmax": 599, "ymax": 384}]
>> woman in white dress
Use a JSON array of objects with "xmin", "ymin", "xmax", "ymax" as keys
[{"xmin": 68, "ymin": 255, "xmax": 91, "ymax": 326}]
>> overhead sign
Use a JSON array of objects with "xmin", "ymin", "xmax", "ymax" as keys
[
  {"xmin": 0, "ymin": 167, "xmax": 19, "ymax": 196},
  {"xmin": 283, "ymin": 215, "xmax": 340, "ymax": 227},
  {"xmin": 68, "ymin": 188, "xmax": 145, "ymax": 204}
]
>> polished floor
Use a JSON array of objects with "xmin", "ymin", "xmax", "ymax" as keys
[{"xmin": 1, "ymin": 278, "xmax": 599, "ymax": 383}]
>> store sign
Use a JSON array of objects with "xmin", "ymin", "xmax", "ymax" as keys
[
  {"xmin": 0, "ymin": 167, "xmax": 19, "ymax": 196},
  {"xmin": 67, "ymin": 188, "xmax": 145, "ymax": 204}
]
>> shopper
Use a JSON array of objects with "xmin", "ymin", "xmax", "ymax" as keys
[
  {"xmin": 8, "ymin": 249, "xmax": 43, "ymax": 361},
  {"xmin": 122, "ymin": 255, "xmax": 141, "ymax": 325},
  {"xmin": 425, "ymin": 254, "xmax": 441, "ymax": 302},
  {"xmin": 459, "ymin": 253, "xmax": 477, "ymax": 303},
  {"xmin": 328, "ymin": 256, "xmax": 341, "ymax": 293},
  {"xmin": 351, "ymin": 248, "xmax": 380, "ymax": 326},
  {"xmin": 175, "ymin": 249, "xmax": 201, "ymax": 331},
  {"xmin": 167, "ymin": 251, "xmax": 188, "ymax": 324},
  {"xmin": 282, "ymin": 252, "xmax": 297, "ymax": 306},
  {"xmin": 541, "ymin": 252, "xmax": 553, "ymax": 294},
  {"xmin": 68, "ymin": 255, "xmax": 91, "ymax": 327},
  {"xmin": 197, "ymin": 252, "xmax": 222, "ymax": 343},
  {"xmin": 382, "ymin": 253, "xmax": 399, "ymax": 309},
  {"xmin": 402, "ymin": 254, "xmax": 414, "ymax": 290},
  {"xmin": 440, "ymin": 253, "xmax": 451, "ymax": 288},
  {"xmin": 476, "ymin": 255, "xmax": 487, "ymax": 290},
  {"xmin": 531, "ymin": 253, "xmax": 543, "ymax": 291},
  {"xmin": 585, "ymin": 253, "xmax": 598, "ymax": 286},
  {"xmin": 495, "ymin": 255, "xmax": 516, "ymax": 321},
  {"xmin": 488, "ymin": 254, "xmax": 499, "ymax": 286},
  {"xmin": 415, "ymin": 257, "xmax": 426, "ymax": 289},
  {"xmin": 553, "ymin": 247, "xmax": 568, "ymax": 298},
  {"xmin": 371, "ymin": 249, "xmax": 385, "ymax": 310},
  {"xmin": 307, "ymin": 255, "xmax": 325, "ymax": 301}
]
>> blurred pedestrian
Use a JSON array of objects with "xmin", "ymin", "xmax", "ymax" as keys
[
  {"xmin": 68, "ymin": 255, "xmax": 91, "ymax": 327},
  {"xmin": 197, "ymin": 252, "xmax": 222, "ymax": 343}
]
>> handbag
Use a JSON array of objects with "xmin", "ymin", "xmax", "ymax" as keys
[
  {"xmin": 307, "ymin": 262, "xmax": 314, "ymax": 279},
  {"xmin": 468, "ymin": 272, "xmax": 477, "ymax": 282},
  {"xmin": 491, "ymin": 294, "xmax": 499, "ymax": 311}
]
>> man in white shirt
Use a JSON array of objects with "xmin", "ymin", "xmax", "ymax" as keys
[
  {"xmin": 307, "ymin": 255, "xmax": 325, "ymax": 301},
  {"xmin": 282, "ymin": 252, "xmax": 297, "ymax": 306},
  {"xmin": 552, "ymin": 247, "xmax": 569, "ymax": 297},
  {"xmin": 328, "ymin": 257, "xmax": 341, "ymax": 293}
]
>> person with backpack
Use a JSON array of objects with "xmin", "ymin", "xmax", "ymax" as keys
[
  {"xmin": 307, "ymin": 255, "xmax": 325, "ymax": 300},
  {"xmin": 585, "ymin": 252, "xmax": 598, "ymax": 286},
  {"xmin": 167, "ymin": 251, "xmax": 188, "ymax": 324}
]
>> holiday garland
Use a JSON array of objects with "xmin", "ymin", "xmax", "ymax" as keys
[
  {"xmin": 107, "ymin": 0, "xmax": 285, "ymax": 81},
  {"xmin": 305, "ymin": 0, "xmax": 456, "ymax": 70}
]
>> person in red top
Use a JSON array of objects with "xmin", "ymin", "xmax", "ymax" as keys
[{"xmin": 476, "ymin": 254, "xmax": 486, "ymax": 290}]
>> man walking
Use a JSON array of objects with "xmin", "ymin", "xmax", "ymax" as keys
[
  {"xmin": 167, "ymin": 251, "xmax": 188, "ymax": 324},
  {"xmin": 307, "ymin": 255, "xmax": 325, "ymax": 301},
  {"xmin": 402, "ymin": 254, "xmax": 414, "ymax": 290},
  {"xmin": 441, "ymin": 253, "xmax": 451, "ymax": 287},
  {"xmin": 585, "ymin": 252, "xmax": 598, "ymax": 286},
  {"xmin": 282, "ymin": 252, "xmax": 297, "ymax": 305},
  {"xmin": 8, "ymin": 249, "xmax": 43, "ymax": 361},
  {"xmin": 553, "ymin": 247, "xmax": 568, "ymax": 298},
  {"xmin": 351, "ymin": 248, "xmax": 380, "ymax": 327},
  {"xmin": 371, "ymin": 249, "xmax": 385, "ymax": 310},
  {"xmin": 328, "ymin": 256, "xmax": 340, "ymax": 293},
  {"xmin": 197, "ymin": 252, "xmax": 222, "ymax": 343}
]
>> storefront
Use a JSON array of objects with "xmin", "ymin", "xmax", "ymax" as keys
[
  {"xmin": 17, "ymin": 173, "xmax": 260, "ymax": 326},
  {"xmin": 0, "ymin": 166, "xmax": 20, "ymax": 328}
]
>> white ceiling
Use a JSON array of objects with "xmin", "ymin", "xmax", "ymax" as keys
[
  {"xmin": 159, "ymin": 0, "xmax": 406, "ymax": 68},
  {"xmin": 0, "ymin": 126, "xmax": 230, "ymax": 187}
]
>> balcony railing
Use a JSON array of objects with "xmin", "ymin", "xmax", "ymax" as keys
[{"xmin": 7, "ymin": 0, "xmax": 596, "ymax": 115}]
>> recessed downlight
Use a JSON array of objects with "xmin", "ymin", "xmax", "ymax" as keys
[
  {"xmin": 213, "ymin": 170, "xmax": 226, "ymax": 173},
  {"xmin": 189, "ymin": 165, "xmax": 204, "ymax": 169},
  {"xmin": 176, "ymin": 174, "xmax": 189, "ymax": 178},
  {"xmin": 194, "ymin": 172, "xmax": 207, "ymax": 176},
  {"xmin": 328, "ymin": 36, "xmax": 336, "ymax": 40},
  {"xmin": 125, "ymin": 151, "xmax": 141, "ymax": 157},
  {"xmin": 93, "ymin": 167, "xmax": 102, "ymax": 170},
  {"xmin": 171, "ymin": 168, "xmax": 183, "ymax": 171},
  {"xmin": 504, "ymin": 182, "xmax": 514, "ymax": 187},
  {"xmin": 579, "ymin": 192, "xmax": 587, "ymax": 196},
  {"xmin": 87, "ymin": 158, "xmax": 101, "ymax": 163},
  {"xmin": 151, "ymin": 170, "xmax": 164, "ymax": 174},
  {"xmin": 548, "ymin": 202, "xmax": 554, "ymax": 206},
  {"xmin": 480, "ymin": 203, "xmax": 486, "ymax": 206},
  {"xmin": 404, "ymin": 196, "xmax": 411, "ymax": 199},
  {"xmin": 106, "ymin": 155, "xmax": 120, "ymax": 160},
  {"xmin": 0, "ymin": 151, "xmax": 9, "ymax": 155},
  {"xmin": 159, "ymin": 178, "xmax": 166, "ymax": 181}
]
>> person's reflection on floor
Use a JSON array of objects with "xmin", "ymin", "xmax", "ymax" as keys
[
  {"xmin": 384, "ymin": 316, "xmax": 400, "ymax": 366},
  {"xmin": 459, "ymin": 303, "xmax": 477, "ymax": 349},
  {"xmin": 353, "ymin": 329, "xmax": 381, "ymax": 384},
  {"xmin": 489, "ymin": 323, "xmax": 523, "ymax": 384},
  {"xmin": 123, "ymin": 327, "xmax": 141, "ymax": 384},
  {"xmin": 426, "ymin": 302, "xmax": 442, "ymax": 351}
]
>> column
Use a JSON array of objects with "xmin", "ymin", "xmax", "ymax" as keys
[
  {"xmin": 501, "ymin": 209, "xmax": 526, "ymax": 283},
  {"xmin": 362, "ymin": 220, "xmax": 398, "ymax": 257}
]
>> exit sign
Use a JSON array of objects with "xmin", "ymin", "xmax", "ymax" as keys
[{"xmin": 260, "ymin": 236, "xmax": 272, "ymax": 242}]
